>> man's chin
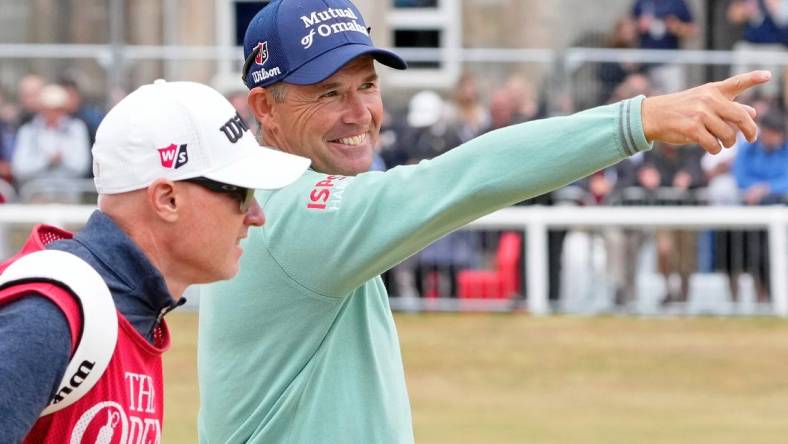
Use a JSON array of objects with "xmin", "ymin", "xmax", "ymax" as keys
[{"xmin": 318, "ymin": 156, "xmax": 374, "ymax": 176}]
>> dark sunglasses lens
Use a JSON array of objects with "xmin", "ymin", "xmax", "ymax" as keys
[
  {"xmin": 239, "ymin": 188, "xmax": 255, "ymax": 213},
  {"xmin": 241, "ymin": 45, "xmax": 261, "ymax": 84}
]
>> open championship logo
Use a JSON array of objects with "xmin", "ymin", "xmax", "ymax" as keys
[{"xmin": 68, "ymin": 371, "xmax": 161, "ymax": 443}]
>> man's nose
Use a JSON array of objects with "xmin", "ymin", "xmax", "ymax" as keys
[
  {"xmin": 342, "ymin": 92, "xmax": 372, "ymax": 126},
  {"xmin": 245, "ymin": 198, "xmax": 265, "ymax": 227}
]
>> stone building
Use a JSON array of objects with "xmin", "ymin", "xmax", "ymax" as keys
[{"xmin": 0, "ymin": 0, "xmax": 743, "ymax": 109}]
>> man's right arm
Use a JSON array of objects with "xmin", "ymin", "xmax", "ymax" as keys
[
  {"xmin": 260, "ymin": 71, "xmax": 768, "ymax": 297},
  {"xmin": 0, "ymin": 295, "xmax": 71, "ymax": 442},
  {"xmin": 262, "ymin": 97, "xmax": 651, "ymax": 297}
]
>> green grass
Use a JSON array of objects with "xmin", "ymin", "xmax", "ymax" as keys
[{"xmin": 164, "ymin": 313, "xmax": 788, "ymax": 443}]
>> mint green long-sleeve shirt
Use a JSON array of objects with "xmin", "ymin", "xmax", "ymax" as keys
[{"xmin": 197, "ymin": 97, "xmax": 651, "ymax": 443}]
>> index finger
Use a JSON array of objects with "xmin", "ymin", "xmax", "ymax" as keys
[{"xmin": 717, "ymin": 70, "xmax": 772, "ymax": 99}]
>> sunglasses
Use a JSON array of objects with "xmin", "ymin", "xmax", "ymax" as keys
[
  {"xmin": 241, "ymin": 44, "xmax": 262, "ymax": 87},
  {"xmin": 181, "ymin": 177, "xmax": 255, "ymax": 212}
]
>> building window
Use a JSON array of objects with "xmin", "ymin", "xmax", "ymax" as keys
[
  {"xmin": 216, "ymin": 0, "xmax": 271, "ymax": 78},
  {"xmin": 233, "ymin": 1, "xmax": 270, "ymax": 46},
  {"xmin": 393, "ymin": 29, "xmax": 441, "ymax": 69},
  {"xmin": 393, "ymin": 0, "xmax": 439, "ymax": 8},
  {"xmin": 387, "ymin": 0, "xmax": 459, "ymax": 88}
]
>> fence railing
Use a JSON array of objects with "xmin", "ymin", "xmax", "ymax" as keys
[
  {"xmin": 455, "ymin": 205, "xmax": 788, "ymax": 316},
  {"xmin": 4, "ymin": 204, "xmax": 786, "ymax": 316},
  {"xmin": 3, "ymin": 44, "xmax": 786, "ymax": 105}
]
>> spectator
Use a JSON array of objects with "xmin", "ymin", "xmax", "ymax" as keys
[
  {"xmin": 633, "ymin": 142, "xmax": 706, "ymax": 303},
  {"xmin": 445, "ymin": 72, "xmax": 490, "ymax": 142},
  {"xmin": 483, "ymin": 87, "xmax": 520, "ymax": 133},
  {"xmin": 400, "ymin": 90, "xmax": 477, "ymax": 297},
  {"xmin": 375, "ymin": 106, "xmax": 408, "ymax": 171},
  {"xmin": 0, "ymin": 91, "xmax": 16, "ymax": 186},
  {"xmin": 558, "ymin": 158, "xmax": 642, "ymax": 307},
  {"xmin": 57, "ymin": 76, "xmax": 105, "ymax": 146},
  {"xmin": 701, "ymin": 144, "xmax": 740, "ymax": 206},
  {"xmin": 610, "ymin": 72, "xmax": 655, "ymax": 103},
  {"xmin": 631, "ymin": 0, "xmax": 697, "ymax": 92},
  {"xmin": 638, "ymin": 142, "xmax": 706, "ymax": 195},
  {"xmin": 108, "ymin": 86, "xmax": 128, "ymax": 108},
  {"xmin": 11, "ymin": 84, "xmax": 91, "ymax": 201},
  {"xmin": 731, "ymin": 111, "xmax": 788, "ymax": 300},
  {"xmin": 16, "ymin": 74, "xmax": 44, "ymax": 127},
  {"xmin": 734, "ymin": 110, "xmax": 788, "ymax": 204},
  {"xmin": 401, "ymin": 90, "xmax": 460, "ymax": 163},
  {"xmin": 728, "ymin": 0, "xmax": 787, "ymax": 98},
  {"xmin": 503, "ymin": 74, "xmax": 541, "ymax": 122},
  {"xmin": 598, "ymin": 16, "xmax": 643, "ymax": 104},
  {"xmin": 698, "ymin": 97, "xmax": 779, "ymax": 294}
]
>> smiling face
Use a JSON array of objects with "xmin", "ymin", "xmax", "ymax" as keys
[{"xmin": 256, "ymin": 56, "xmax": 383, "ymax": 176}]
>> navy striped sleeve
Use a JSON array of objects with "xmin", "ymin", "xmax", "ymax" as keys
[{"xmin": 0, "ymin": 295, "xmax": 71, "ymax": 443}]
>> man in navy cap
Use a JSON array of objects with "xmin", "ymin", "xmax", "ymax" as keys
[{"xmin": 197, "ymin": 0, "xmax": 770, "ymax": 442}]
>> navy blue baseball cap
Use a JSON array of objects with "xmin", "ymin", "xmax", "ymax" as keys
[{"xmin": 242, "ymin": 0, "xmax": 407, "ymax": 89}]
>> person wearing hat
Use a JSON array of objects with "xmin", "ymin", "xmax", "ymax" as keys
[
  {"xmin": 0, "ymin": 80, "xmax": 309, "ymax": 443},
  {"xmin": 731, "ymin": 110, "xmax": 788, "ymax": 302},
  {"xmin": 734, "ymin": 110, "xmax": 788, "ymax": 205},
  {"xmin": 197, "ymin": 0, "xmax": 770, "ymax": 442},
  {"xmin": 11, "ymin": 83, "xmax": 91, "ymax": 199}
]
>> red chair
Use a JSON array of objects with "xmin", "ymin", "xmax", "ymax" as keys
[{"xmin": 456, "ymin": 232, "xmax": 522, "ymax": 299}]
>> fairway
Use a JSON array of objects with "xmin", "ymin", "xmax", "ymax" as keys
[{"xmin": 164, "ymin": 313, "xmax": 788, "ymax": 443}]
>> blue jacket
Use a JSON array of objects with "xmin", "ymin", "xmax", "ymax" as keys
[
  {"xmin": 0, "ymin": 211, "xmax": 180, "ymax": 442},
  {"xmin": 733, "ymin": 140, "xmax": 788, "ymax": 195},
  {"xmin": 742, "ymin": 0, "xmax": 784, "ymax": 44}
]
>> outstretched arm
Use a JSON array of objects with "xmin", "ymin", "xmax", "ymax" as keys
[{"xmin": 262, "ymin": 72, "xmax": 771, "ymax": 297}]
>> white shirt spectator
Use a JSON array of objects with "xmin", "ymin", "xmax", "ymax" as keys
[
  {"xmin": 11, "ymin": 114, "xmax": 90, "ymax": 185},
  {"xmin": 11, "ymin": 84, "xmax": 91, "ymax": 201}
]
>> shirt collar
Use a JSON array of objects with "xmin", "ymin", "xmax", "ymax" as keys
[{"xmin": 73, "ymin": 210, "xmax": 174, "ymax": 314}]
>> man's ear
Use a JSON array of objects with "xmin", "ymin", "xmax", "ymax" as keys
[
  {"xmin": 248, "ymin": 87, "xmax": 275, "ymax": 126},
  {"xmin": 147, "ymin": 178, "xmax": 180, "ymax": 223}
]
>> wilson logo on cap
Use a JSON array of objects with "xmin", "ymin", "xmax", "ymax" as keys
[
  {"xmin": 219, "ymin": 112, "xmax": 250, "ymax": 144},
  {"xmin": 158, "ymin": 143, "xmax": 189, "ymax": 169},
  {"xmin": 254, "ymin": 41, "xmax": 269, "ymax": 65}
]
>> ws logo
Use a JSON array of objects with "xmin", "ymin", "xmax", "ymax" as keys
[{"xmin": 158, "ymin": 143, "xmax": 188, "ymax": 169}]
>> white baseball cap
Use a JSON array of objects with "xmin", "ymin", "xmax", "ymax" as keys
[{"xmin": 92, "ymin": 79, "xmax": 310, "ymax": 194}]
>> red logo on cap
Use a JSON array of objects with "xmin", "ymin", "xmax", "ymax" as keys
[
  {"xmin": 158, "ymin": 144, "xmax": 189, "ymax": 169},
  {"xmin": 255, "ymin": 41, "xmax": 269, "ymax": 66}
]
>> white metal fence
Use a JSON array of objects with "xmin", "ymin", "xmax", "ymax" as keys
[
  {"xmin": 4, "ymin": 204, "xmax": 787, "ymax": 316},
  {"xmin": 3, "ymin": 44, "xmax": 787, "ymax": 105}
]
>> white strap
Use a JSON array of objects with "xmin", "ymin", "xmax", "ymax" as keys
[{"xmin": 0, "ymin": 250, "xmax": 118, "ymax": 416}]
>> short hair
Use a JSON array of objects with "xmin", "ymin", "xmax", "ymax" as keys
[
  {"xmin": 269, "ymin": 82, "xmax": 287, "ymax": 103},
  {"xmin": 761, "ymin": 112, "xmax": 786, "ymax": 134}
]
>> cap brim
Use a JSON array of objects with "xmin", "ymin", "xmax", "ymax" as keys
[
  {"xmin": 202, "ymin": 138, "xmax": 311, "ymax": 190},
  {"xmin": 284, "ymin": 44, "xmax": 407, "ymax": 86}
]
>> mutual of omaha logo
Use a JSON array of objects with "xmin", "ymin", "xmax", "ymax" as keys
[
  {"xmin": 158, "ymin": 143, "xmax": 188, "ymax": 169},
  {"xmin": 299, "ymin": 7, "xmax": 367, "ymax": 49},
  {"xmin": 254, "ymin": 41, "xmax": 269, "ymax": 66}
]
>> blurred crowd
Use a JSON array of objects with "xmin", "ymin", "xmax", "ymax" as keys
[
  {"xmin": 0, "ymin": 73, "xmax": 105, "ymax": 203},
  {"xmin": 370, "ymin": 0, "xmax": 788, "ymax": 305},
  {"xmin": 1, "ymin": 0, "xmax": 787, "ymax": 306}
]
